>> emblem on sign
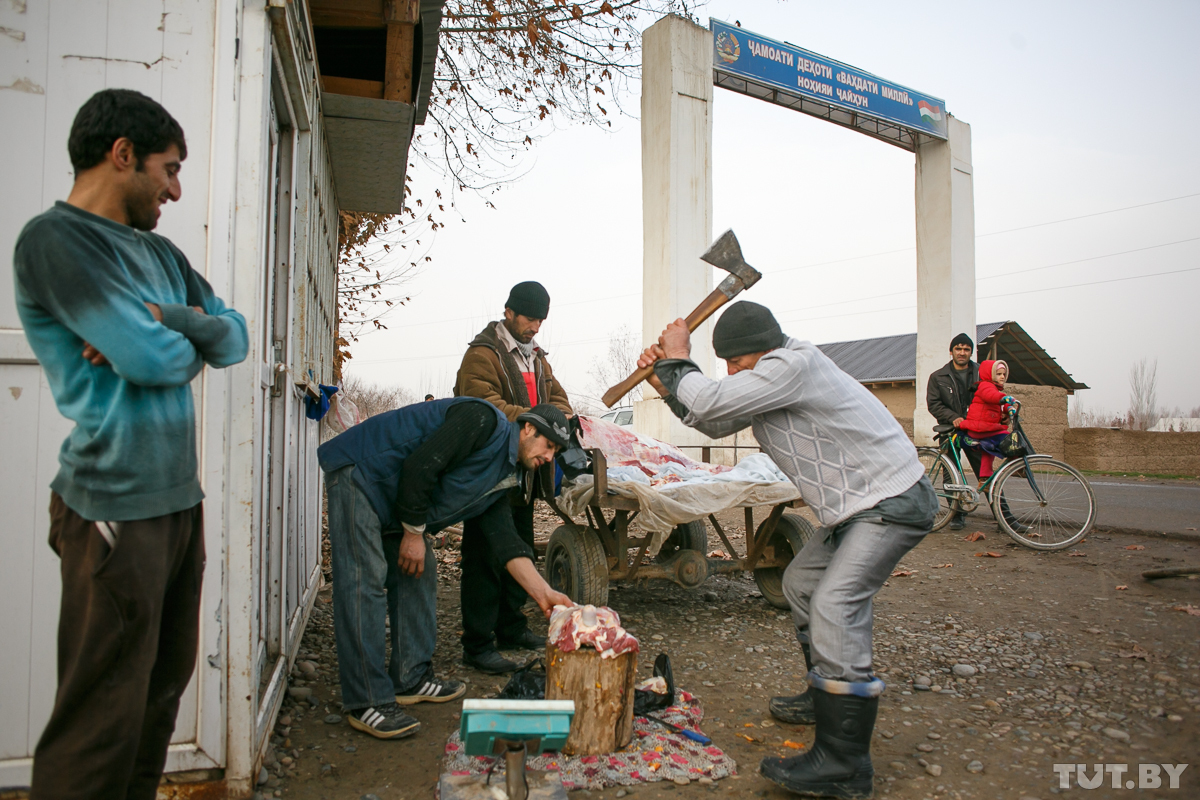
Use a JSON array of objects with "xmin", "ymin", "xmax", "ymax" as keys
[{"xmin": 715, "ymin": 29, "xmax": 740, "ymax": 64}]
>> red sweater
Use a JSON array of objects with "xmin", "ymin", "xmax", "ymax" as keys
[{"xmin": 960, "ymin": 360, "xmax": 1010, "ymax": 435}]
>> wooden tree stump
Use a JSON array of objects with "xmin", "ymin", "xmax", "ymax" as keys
[{"xmin": 545, "ymin": 644, "xmax": 637, "ymax": 755}]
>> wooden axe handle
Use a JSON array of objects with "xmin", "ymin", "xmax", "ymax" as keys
[{"xmin": 601, "ymin": 288, "xmax": 733, "ymax": 408}]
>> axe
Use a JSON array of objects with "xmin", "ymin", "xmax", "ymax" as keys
[{"xmin": 602, "ymin": 229, "xmax": 762, "ymax": 408}]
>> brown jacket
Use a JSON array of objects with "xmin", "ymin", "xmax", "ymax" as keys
[
  {"xmin": 454, "ymin": 322, "xmax": 572, "ymax": 420},
  {"xmin": 455, "ymin": 322, "xmax": 572, "ymax": 500}
]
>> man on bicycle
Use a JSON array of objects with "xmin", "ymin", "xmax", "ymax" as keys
[
  {"xmin": 637, "ymin": 302, "xmax": 938, "ymax": 800},
  {"xmin": 925, "ymin": 332, "xmax": 985, "ymax": 530}
]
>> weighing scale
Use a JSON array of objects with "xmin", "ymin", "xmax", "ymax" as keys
[{"xmin": 439, "ymin": 699, "xmax": 576, "ymax": 800}]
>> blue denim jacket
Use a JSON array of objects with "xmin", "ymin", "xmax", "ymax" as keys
[{"xmin": 318, "ymin": 397, "xmax": 517, "ymax": 533}]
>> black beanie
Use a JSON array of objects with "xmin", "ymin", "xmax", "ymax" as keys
[
  {"xmin": 516, "ymin": 403, "xmax": 571, "ymax": 449},
  {"xmin": 505, "ymin": 281, "xmax": 550, "ymax": 319},
  {"xmin": 949, "ymin": 332, "xmax": 974, "ymax": 352},
  {"xmin": 712, "ymin": 301, "xmax": 785, "ymax": 358}
]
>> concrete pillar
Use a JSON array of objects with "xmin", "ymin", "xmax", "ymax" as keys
[
  {"xmin": 913, "ymin": 116, "xmax": 976, "ymax": 446},
  {"xmin": 633, "ymin": 14, "xmax": 714, "ymax": 446}
]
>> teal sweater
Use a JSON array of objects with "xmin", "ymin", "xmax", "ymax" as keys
[{"xmin": 13, "ymin": 202, "xmax": 249, "ymax": 521}]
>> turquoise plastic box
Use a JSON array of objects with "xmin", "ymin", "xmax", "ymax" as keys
[{"xmin": 459, "ymin": 699, "xmax": 576, "ymax": 756}]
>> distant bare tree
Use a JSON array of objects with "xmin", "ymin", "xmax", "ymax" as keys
[
  {"xmin": 587, "ymin": 325, "xmax": 644, "ymax": 408},
  {"xmin": 1068, "ymin": 395, "xmax": 1115, "ymax": 428},
  {"xmin": 340, "ymin": 374, "xmax": 420, "ymax": 419},
  {"xmin": 1067, "ymin": 395, "xmax": 1088, "ymax": 428},
  {"xmin": 1128, "ymin": 357, "xmax": 1160, "ymax": 431}
]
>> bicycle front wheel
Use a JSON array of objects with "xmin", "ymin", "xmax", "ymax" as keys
[
  {"xmin": 991, "ymin": 458, "xmax": 1095, "ymax": 550},
  {"xmin": 917, "ymin": 447, "xmax": 962, "ymax": 533}
]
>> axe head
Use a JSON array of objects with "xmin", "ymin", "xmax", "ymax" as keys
[{"xmin": 700, "ymin": 229, "xmax": 761, "ymax": 298}]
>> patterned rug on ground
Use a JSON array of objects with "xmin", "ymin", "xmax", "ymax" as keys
[{"xmin": 441, "ymin": 690, "xmax": 737, "ymax": 790}]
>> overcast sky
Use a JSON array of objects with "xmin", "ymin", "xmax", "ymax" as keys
[{"xmin": 348, "ymin": 0, "xmax": 1200, "ymax": 419}]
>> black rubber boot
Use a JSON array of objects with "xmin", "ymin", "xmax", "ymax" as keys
[
  {"xmin": 760, "ymin": 687, "xmax": 877, "ymax": 799},
  {"xmin": 769, "ymin": 642, "xmax": 815, "ymax": 725},
  {"xmin": 948, "ymin": 512, "xmax": 966, "ymax": 531}
]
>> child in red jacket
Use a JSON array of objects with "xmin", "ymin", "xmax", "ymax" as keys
[{"xmin": 955, "ymin": 359, "xmax": 1017, "ymax": 481}]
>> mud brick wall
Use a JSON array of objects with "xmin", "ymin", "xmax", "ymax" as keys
[
  {"xmin": 1005, "ymin": 383, "xmax": 1068, "ymax": 460},
  {"xmin": 698, "ymin": 428, "xmax": 761, "ymax": 467},
  {"xmin": 1064, "ymin": 429, "xmax": 1200, "ymax": 476},
  {"xmin": 869, "ymin": 385, "xmax": 916, "ymax": 440}
]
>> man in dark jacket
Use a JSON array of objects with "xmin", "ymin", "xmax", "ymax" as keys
[
  {"xmin": 453, "ymin": 281, "xmax": 574, "ymax": 673},
  {"xmin": 925, "ymin": 333, "xmax": 984, "ymax": 529},
  {"xmin": 317, "ymin": 400, "xmax": 572, "ymax": 739}
]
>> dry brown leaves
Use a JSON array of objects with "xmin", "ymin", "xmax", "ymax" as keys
[
  {"xmin": 782, "ymin": 740, "xmax": 806, "ymax": 750},
  {"xmin": 974, "ymin": 551, "xmax": 1004, "ymax": 558},
  {"xmin": 963, "ymin": 532, "xmax": 987, "ymax": 542},
  {"xmin": 933, "ymin": 563, "xmax": 953, "ymax": 569},
  {"xmin": 707, "ymin": 550, "xmax": 731, "ymax": 560},
  {"xmin": 890, "ymin": 568, "xmax": 917, "ymax": 577},
  {"xmin": 1125, "ymin": 544, "xmax": 1146, "ymax": 551},
  {"xmin": 1116, "ymin": 585, "xmax": 1128, "ymax": 590},
  {"xmin": 1172, "ymin": 604, "xmax": 1200, "ymax": 616},
  {"xmin": 1119, "ymin": 644, "xmax": 1152, "ymax": 660},
  {"xmin": 1067, "ymin": 551, "xmax": 1087, "ymax": 557}
]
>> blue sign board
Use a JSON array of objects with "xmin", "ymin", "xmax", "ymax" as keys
[{"xmin": 710, "ymin": 19, "xmax": 948, "ymax": 140}]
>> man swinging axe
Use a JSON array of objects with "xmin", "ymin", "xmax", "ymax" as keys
[
  {"xmin": 636, "ymin": 303, "xmax": 938, "ymax": 799},
  {"xmin": 317, "ymin": 398, "xmax": 573, "ymax": 739}
]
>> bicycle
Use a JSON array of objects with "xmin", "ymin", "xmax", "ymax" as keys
[{"xmin": 917, "ymin": 405, "xmax": 1096, "ymax": 550}]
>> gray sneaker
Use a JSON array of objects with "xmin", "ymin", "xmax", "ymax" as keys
[{"xmin": 347, "ymin": 702, "xmax": 420, "ymax": 739}]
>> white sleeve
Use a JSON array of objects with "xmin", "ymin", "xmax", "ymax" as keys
[{"xmin": 676, "ymin": 353, "xmax": 803, "ymax": 427}]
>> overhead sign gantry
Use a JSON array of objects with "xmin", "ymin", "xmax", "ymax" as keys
[
  {"xmin": 710, "ymin": 19, "xmax": 948, "ymax": 151},
  {"xmin": 635, "ymin": 15, "xmax": 976, "ymax": 448}
]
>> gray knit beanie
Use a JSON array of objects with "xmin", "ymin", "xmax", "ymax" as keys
[{"xmin": 712, "ymin": 301, "xmax": 785, "ymax": 358}]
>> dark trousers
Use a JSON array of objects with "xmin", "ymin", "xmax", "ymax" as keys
[
  {"xmin": 961, "ymin": 445, "xmax": 984, "ymax": 483},
  {"xmin": 32, "ymin": 494, "xmax": 205, "ymax": 800},
  {"xmin": 460, "ymin": 500, "xmax": 535, "ymax": 655}
]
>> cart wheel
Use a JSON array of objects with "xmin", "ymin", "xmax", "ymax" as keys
[
  {"xmin": 544, "ymin": 523, "xmax": 610, "ymax": 607},
  {"xmin": 655, "ymin": 520, "xmax": 709, "ymax": 563},
  {"xmin": 753, "ymin": 513, "xmax": 815, "ymax": 609}
]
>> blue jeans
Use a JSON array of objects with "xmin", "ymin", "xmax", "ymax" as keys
[
  {"xmin": 782, "ymin": 516, "xmax": 927, "ymax": 684},
  {"xmin": 325, "ymin": 466, "xmax": 436, "ymax": 711}
]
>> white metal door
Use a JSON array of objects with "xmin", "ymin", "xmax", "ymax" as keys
[{"xmin": 250, "ymin": 63, "xmax": 308, "ymax": 748}]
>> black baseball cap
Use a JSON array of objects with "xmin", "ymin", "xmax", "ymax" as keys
[{"xmin": 516, "ymin": 404, "xmax": 571, "ymax": 449}]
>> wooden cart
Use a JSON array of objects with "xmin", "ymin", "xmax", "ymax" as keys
[{"xmin": 540, "ymin": 449, "xmax": 815, "ymax": 608}]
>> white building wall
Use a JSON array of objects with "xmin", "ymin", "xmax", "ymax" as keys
[
  {"xmin": 0, "ymin": 0, "xmax": 336, "ymax": 791},
  {"xmin": 634, "ymin": 14, "xmax": 717, "ymax": 448},
  {"xmin": 913, "ymin": 117, "xmax": 976, "ymax": 446}
]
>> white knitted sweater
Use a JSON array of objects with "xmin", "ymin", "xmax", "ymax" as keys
[{"xmin": 675, "ymin": 338, "xmax": 925, "ymax": 528}]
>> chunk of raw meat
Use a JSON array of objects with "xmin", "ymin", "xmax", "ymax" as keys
[
  {"xmin": 577, "ymin": 415, "xmax": 729, "ymax": 485},
  {"xmin": 548, "ymin": 604, "xmax": 640, "ymax": 659}
]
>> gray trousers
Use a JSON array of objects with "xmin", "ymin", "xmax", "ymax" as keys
[{"xmin": 782, "ymin": 516, "xmax": 927, "ymax": 684}]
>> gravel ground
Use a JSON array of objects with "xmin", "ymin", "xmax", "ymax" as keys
[{"xmin": 255, "ymin": 506, "xmax": 1200, "ymax": 800}]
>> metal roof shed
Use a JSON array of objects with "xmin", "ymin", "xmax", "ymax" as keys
[{"xmin": 818, "ymin": 321, "xmax": 1087, "ymax": 392}]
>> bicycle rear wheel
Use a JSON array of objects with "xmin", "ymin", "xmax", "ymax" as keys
[
  {"xmin": 917, "ymin": 447, "xmax": 961, "ymax": 532},
  {"xmin": 990, "ymin": 458, "xmax": 1095, "ymax": 550}
]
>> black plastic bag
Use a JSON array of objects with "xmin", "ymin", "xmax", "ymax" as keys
[
  {"xmin": 556, "ymin": 417, "xmax": 592, "ymax": 481},
  {"xmin": 633, "ymin": 653, "xmax": 675, "ymax": 715},
  {"xmin": 497, "ymin": 658, "xmax": 546, "ymax": 700}
]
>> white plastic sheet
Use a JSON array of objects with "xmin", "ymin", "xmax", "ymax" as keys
[{"xmin": 559, "ymin": 452, "xmax": 802, "ymax": 555}]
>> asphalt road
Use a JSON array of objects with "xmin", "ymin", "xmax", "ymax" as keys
[
  {"xmin": 961, "ymin": 476, "xmax": 1200, "ymax": 537},
  {"xmin": 1088, "ymin": 477, "xmax": 1200, "ymax": 535}
]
